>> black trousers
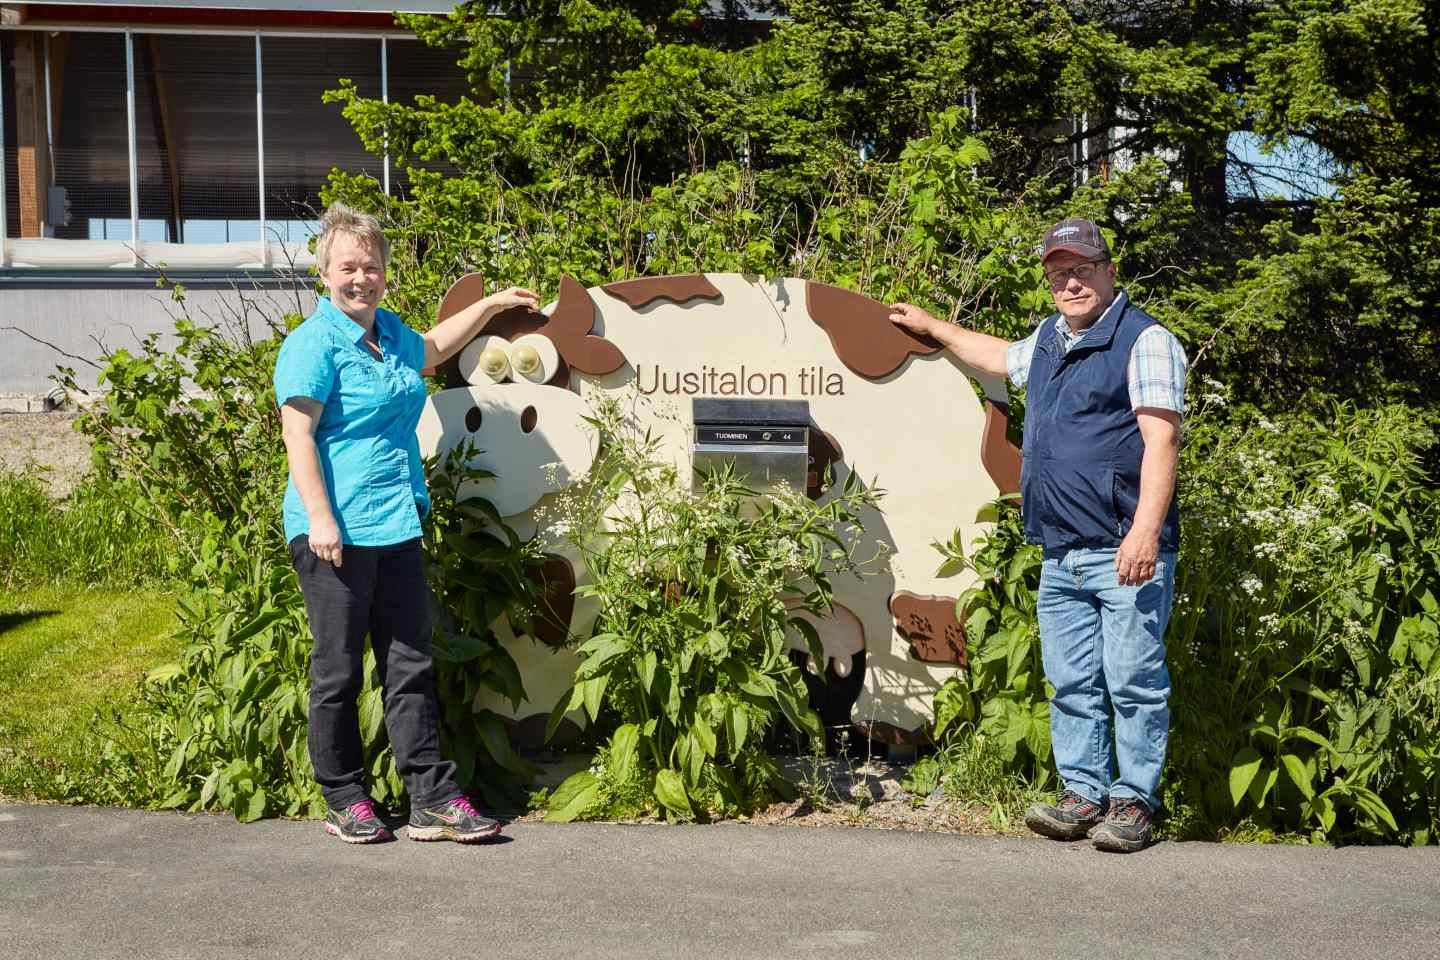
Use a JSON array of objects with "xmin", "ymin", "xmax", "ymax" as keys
[{"xmin": 289, "ymin": 534, "xmax": 460, "ymax": 812}]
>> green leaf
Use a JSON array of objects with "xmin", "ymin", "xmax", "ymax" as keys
[
  {"xmin": 1229, "ymin": 748, "xmax": 1264, "ymax": 807},
  {"xmin": 145, "ymin": 662, "xmax": 185, "ymax": 686},
  {"xmin": 577, "ymin": 636, "xmax": 628, "ymax": 678},
  {"xmin": 692, "ymin": 716, "xmax": 717, "ymax": 759},
  {"xmin": 235, "ymin": 787, "xmax": 267, "ymax": 824},
  {"xmin": 1346, "ymin": 786, "xmax": 1399, "ymax": 833},
  {"xmin": 653, "ymin": 769, "xmax": 694, "ymax": 819},
  {"xmin": 475, "ymin": 709, "xmax": 517, "ymax": 770},
  {"xmin": 638, "ymin": 650, "xmax": 658, "ymax": 694},
  {"xmin": 581, "ymin": 675, "xmax": 609, "ymax": 722},
  {"xmin": 609, "ymin": 723, "xmax": 641, "ymax": 784},
  {"xmin": 1249, "ymin": 766, "xmax": 1278, "ymax": 807},
  {"xmin": 544, "ymin": 684, "xmax": 583, "ymax": 742},
  {"xmin": 1282, "ymin": 726, "xmax": 1334, "ymax": 754},
  {"xmin": 545, "ymin": 771, "xmax": 601, "ymax": 823},
  {"xmin": 1280, "ymin": 754, "xmax": 1314, "ymax": 800},
  {"xmin": 725, "ymin": 704, "xmax": 750, "ymax": 759}
]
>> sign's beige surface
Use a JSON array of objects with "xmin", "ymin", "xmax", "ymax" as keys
[{"xmin": 416, "ymin": 273, "xmax": 1019, "ymax": 741}]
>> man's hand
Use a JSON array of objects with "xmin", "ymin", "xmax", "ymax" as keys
[
  {"xmin": 308, "ymin": 514, "xmax": 344, "ymax": 568},
  {"xmin": 1114, "ymin": 527, "xmax": 1159, "ymax": 586},
  {"xmin": 886, "ymin": 302, "xmax": 1012, "ymax": 379},
  {"xmin": 888, "ymin": 302, "xmax": 939, "ymax": 337}
]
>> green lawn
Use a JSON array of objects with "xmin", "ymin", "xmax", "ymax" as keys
[{"xmin": 0, "ymin": 584, "xmax": 180, "ymax": 802}]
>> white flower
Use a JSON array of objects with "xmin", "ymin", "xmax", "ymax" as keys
[
  {"xmin": 1373, "ymin": 552, "xmax": 1394, "ymax": 569},
  {"xmin": 1240, "ymin": 576, "xmax": 1264, "ymax": 596}
]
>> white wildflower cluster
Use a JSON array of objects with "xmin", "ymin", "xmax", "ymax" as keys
[
  {"xmin": 1251, "ymin": 540, "xmax": 1282, "ymax": 562},
  {"xmin": 1257, "ymin": 612, "xmax": 1282, "ymax": 635},
  {"xmin": 1373, "ymin": 552, "xmax": 1395, "ymax": 569},
  {"xmin": 1255, "ymin": 415, "xmax": 1281, "ymax": 433},
  {"xmin": 1324, "ymin": 524, "xmax": 1346, "ymax": 543},
  {"xmin": 1240, "ymin": 575, "xmax": 1264, "ymax": 596},
  {"xmin": 1199, "ymin": 376, "xmax": 1229, "ymax": 408}
]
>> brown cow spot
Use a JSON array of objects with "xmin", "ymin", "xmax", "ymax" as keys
[
  {"xmin": 980, "ymin": 398, "xmax": 1023, "ymax": 496},
  {"xmin": 520, "ymin": 555, "xmax": 577, "ymax": 649},
  {"xmin": 805, "ymin": 281, "xmax": 943, "ymax": 380},
  {"xmin": 600, "ymin": 275, "xmax": 723, "ymax": 309},
  {"xmin": 889, "ymin": 591, "xmax": 967, "ymax": 667}
]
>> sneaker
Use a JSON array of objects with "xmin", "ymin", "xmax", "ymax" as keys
[
  {"xmin": 323, "ymin": 799, "xmax": 393, "ymax": 844},
  {"xmin": 1024, "ymin": 789, "xmax": 1107, "ymax": 840},
  {"xmin": 408, "ymin": 795, "xmax": 502, "ymax": 843},
  {"xmin": 1090, "ymin": 796, "xmax": 1154, "ymax": 853}
]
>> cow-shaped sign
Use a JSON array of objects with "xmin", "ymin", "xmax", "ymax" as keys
[{"xmin": 416, "ymin": 273, "xmax": 1021, "ymax": 746}]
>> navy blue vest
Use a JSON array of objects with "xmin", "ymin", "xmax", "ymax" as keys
[{"xmin": 1020, "ymin": 293, "xmax": 1181, "ymax": 552}]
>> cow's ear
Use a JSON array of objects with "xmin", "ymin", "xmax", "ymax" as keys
[{"xmin": 543, "ymin": 275, "xmax": 629, "ymax": 375}]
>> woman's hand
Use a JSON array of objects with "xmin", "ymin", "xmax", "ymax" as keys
[
  {"xmin": 424, "ymin": 286, "xmax": 543, "ymax": 371},
  {"xmin": 308, "ymin": 514, "xmax": 344, "ymax": 568},
  {"xmin": 482, "ymin": 286, "xmax": 540, "ymax": 318}
]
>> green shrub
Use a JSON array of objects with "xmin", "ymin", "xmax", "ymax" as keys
[
  {"xmin": 543, "ymin": 399, "xmax": 885, "ymax": 822},
  {"xmin": 923, "ymin": 400, "xmax": 1440, "ymax": 844}
]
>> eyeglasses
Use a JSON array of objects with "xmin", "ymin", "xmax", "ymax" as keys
[{"xmin": 1044, "ymin": 259, "xmax": 1111, "ymax": 287}]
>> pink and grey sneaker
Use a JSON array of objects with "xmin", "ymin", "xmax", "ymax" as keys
[
  {"xmin": 323, "ymin": 799, "xmax": 393, "ymax": 844},
  {"xmin": 408, "ymin": 795, "xmax": 502, "ymax": 843}
]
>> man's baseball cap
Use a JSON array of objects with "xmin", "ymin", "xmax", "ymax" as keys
[{"xmin": 1039, "ymin": 218, "xmax": 1111, "ymax": 262}]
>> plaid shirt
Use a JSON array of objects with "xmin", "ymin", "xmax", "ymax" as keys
[{"xmin": 1004, "ymin": 290, "xmax": 1188, "ymax": 416}]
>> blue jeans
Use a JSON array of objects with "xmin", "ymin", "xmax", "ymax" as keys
[{"xmin": 1037, "ymin": 546, "xmax": 1175, "ymax": 812}]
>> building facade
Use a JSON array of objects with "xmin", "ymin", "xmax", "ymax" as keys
[{"xmin": 1, "ymin": 1, "xmax": 468, "ymax": 400}]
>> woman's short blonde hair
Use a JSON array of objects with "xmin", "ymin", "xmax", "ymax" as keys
[{"xmin": 315, "ymin": 202, "xmax": 390, "ymax": 273}]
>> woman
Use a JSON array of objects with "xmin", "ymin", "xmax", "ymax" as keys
[{"xmin": 274, "ymin": 202, "xmax": 537, "ymax": 843}]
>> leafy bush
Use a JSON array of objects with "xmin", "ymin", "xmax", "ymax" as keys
[
  {"xmin": 921, "ymin": 400, "xmax": 1440, "ymax": 844},
  {"xmin": 543, "ymin": 400, "xmax": 884, "ymax": 822},
  {"xmin": 1166, "ymin": 399, "xmax": 1439, "ymax": 843}
]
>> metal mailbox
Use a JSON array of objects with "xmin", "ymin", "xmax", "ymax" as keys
[{"xmin": 691, "ymin": 398, "xmax": 810, "ymax": 493}]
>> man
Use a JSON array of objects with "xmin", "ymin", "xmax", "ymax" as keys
[{"xmin": 890, "ymin": 218, "xmax": 1186, "ymax": 852}]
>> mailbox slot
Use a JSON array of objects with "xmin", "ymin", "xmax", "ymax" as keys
[{"xmin": 691, "ymin": 398, "xmax": 810, "ymax": 493}]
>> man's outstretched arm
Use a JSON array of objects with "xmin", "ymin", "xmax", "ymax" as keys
[{"xmin": 888, "ymin": 303, "xmax": 1011, "ymax": 379}]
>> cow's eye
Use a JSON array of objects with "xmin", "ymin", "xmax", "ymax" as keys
[
  {"xmin": 465, "ymin": 406, "xmax": 483, "ymax": 432},
  {"xmin": 520, "ymin": 405, "xmax": 538, "ymax": 434}
]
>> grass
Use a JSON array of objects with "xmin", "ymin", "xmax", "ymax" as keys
[
  {"xmin": 0, "ymin": 467, "xmax": 173, "ymax": 589},
  {"xmin": 0, "ymin": 584, "xmax": 181, "ymax": 803}
]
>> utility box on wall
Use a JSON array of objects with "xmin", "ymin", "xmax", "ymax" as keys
[{"xmin": 691, "ymin": 398, "xmax": 810, "ymax": 493}]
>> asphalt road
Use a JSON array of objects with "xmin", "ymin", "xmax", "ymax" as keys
[{"xmin": 2, "ymin": 802, "xmax": 1438, "ymax": 960}]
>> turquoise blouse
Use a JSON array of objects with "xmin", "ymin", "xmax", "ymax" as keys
[{"xmin": 273, "ymin": 297, "xmax": 430, "ymax": 547}]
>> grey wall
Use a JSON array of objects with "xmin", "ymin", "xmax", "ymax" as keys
[{"xmin": 0, "ymin": 276, "xmax": 316, "ymax": 397}]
